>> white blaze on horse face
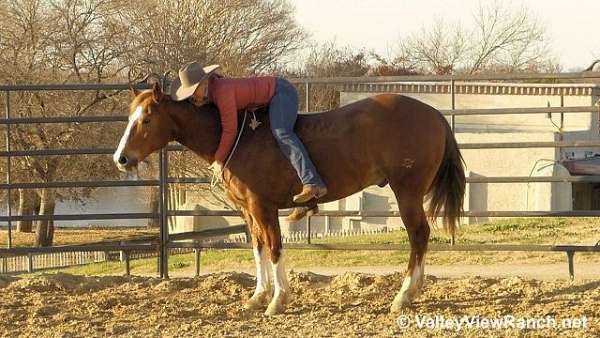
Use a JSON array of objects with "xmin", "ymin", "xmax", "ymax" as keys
[{"xmin": 113, "ymin": 105, "xmax": 144, "ymax": 171}]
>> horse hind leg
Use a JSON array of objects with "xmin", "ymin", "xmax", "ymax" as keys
[{"xmin": 389, "ymin": 190, "xmax": 430, "ymax": 313}]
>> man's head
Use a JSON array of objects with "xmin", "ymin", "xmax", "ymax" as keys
[{"xmin": 169, "ymin": 62, "xmax": 219, "ymax": 106}]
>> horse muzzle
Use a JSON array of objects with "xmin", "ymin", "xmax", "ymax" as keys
[{"xmin": 114, "ymin": 153, "xmax": 140, "ymax": 181}]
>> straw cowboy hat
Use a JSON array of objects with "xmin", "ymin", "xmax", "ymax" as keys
[{"xmin": 170, "ymin": 62, "xmax": 220, "ymax": 101}]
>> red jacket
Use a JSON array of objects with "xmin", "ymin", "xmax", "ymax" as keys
[{"xmin": 208, "ymin": 76, "xmax": 276, "ymax": 164}]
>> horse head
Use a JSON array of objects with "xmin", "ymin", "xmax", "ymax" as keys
[{"xmin": 113, "ymin": 83, "xmax": 177, "ymax": 177}]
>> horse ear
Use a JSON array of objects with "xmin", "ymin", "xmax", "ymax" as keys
[
  {"xmin": 129, "ymin": 86, "xmax": 140, "ymax": 100},
  {"xmin": 152, "ymin": 82, "xmax": 163, "ymax": 103}
]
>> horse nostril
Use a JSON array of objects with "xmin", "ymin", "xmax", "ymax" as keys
[{"xmin": 118, "ymin": 155, "xmax": 128, "ymax": 165}]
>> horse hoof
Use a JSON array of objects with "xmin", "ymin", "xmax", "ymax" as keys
[
  {"xmin": 244, "ymin": 291, "xmax": 270, "ymax": 310},
  {"xmin": 244, "ymin": 298, "xmax": 264, "ymax": 310},
  {"xmin": 264, "ymin": 302, "xmax": 285, "ymax": 316},
  {"xmin": 390, "ymin": 294, "xmax": 412, "ymax": 313},
  {"xmin": 264, "ymin": 292, "xmax": 288, "ymax": 316}
]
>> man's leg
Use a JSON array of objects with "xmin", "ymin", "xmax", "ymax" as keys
[{"xmin": 269, "ymin": 79, "xmax": 326, "ymax": 202}]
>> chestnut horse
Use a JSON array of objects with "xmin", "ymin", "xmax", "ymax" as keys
[{"xmin": 113, "ymin": 83, "xmax": 465, "ymax": 315}]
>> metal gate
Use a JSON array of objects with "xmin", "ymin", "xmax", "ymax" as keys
[{"xmin": 1, "ymin": 71, "xmax": 600, "ymax": 278}]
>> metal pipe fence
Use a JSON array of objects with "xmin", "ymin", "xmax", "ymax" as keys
[{"xmin": 1, "ymin": 71, "xmax": 600, "ymax": 278}]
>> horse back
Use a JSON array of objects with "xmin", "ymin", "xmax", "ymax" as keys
[{"xmin": 227, "ymin": 94, "xmax": 448, "ymax": 208}]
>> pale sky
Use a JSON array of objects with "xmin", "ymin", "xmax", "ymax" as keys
[{"xmin": 291, "ymin": 0, "xmax": 600, "ymax": 71}]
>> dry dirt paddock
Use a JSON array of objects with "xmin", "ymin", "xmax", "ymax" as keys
[{"xmin": 0, "ymin": 271, "xmax": 598, "ymax": 338}]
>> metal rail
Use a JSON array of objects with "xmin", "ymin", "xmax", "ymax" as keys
[
  {"xmin": 0, "ymin": 139, "xmax": 598, "ymax": 158},
  {"xmin": 3, "ymin": 209, "xmax": 600, "ymax": 223},
  {"xmin": 440, "ymin": 105, "xmax": 596, "ymax": 116},
  {"xmin": 167, "ymin": 240, "xmax": 600, "ymax": 280},
  {"xmin": 287, "ymin": 70, "xmax": 600, "ymax": 83},
  {"xmin": 0, "ymin": 244, "xmax": 156, "ymax": 255},
  {"xmin": 0, "ymin": 213, "xmax": 158, "ymax": 222},
  {"xmin": 167, "ymin": 210, "xmax": 600, "ymax": 218},
  {"xmin": 0, "ymin": 174, "xmax": 595, "ymax": 194},
  {"xmin": 0, "ymin": 106, "xmax": 594, "ymax": 125},
  {"xmin": 0, "ymin": 83, "xmax": 150, "ymax": 91},
  {"xmin": 169, "ymin": 241, "xmax": 600, "ymax": 253},
  {"xmin": 0, "ymin": 180, "xmax": 160, "ymax": 190}
]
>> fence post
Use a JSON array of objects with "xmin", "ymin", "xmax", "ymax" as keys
[
  {"xmin": 123, "ymin": 250, "xmax": 130, "ymax": 276},
  {"xmin": 158, "ymin": 149, "xmax": 170, "ymax": 279},
  {"xmin": 559, "ymin": 95, "xmax": 565, "ymax": 157},
  {"xmin": 566, "ymin": 251, "xmax": 575, "ymax": 280},
  {"xmin": 450, "ymin": 79, "xmax": 456, "ymax": 132},
  {"xmin": 449, "ymin": 79, "xmax": 456, "ymax": 246},
  {"xmin": 305, "ymin": 80, "xmax": 310, "ymax": 112},
  {"xmin": 119, "ymin": 241, "xmax": 126, "ymax": 263},
  {"xmin": 5, "ymin": 91, "xmax": 12, "ymax": 249},
  {"xmin": 244, "ymin": 225, "xmax": 251, "ymax": 243},
  {"xmin": 307, "ymin": 216, "xmax": 311, "ymax": 244},
  {"xmin": 27, "ymin": 253, "xmax": 33, "ymax": 273},
  {"xmin": 194, "ymin": 247, "xmax": 201, "ymax": 278}
]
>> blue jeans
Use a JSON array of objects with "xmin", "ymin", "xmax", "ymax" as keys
[{"xmin": 269, "ymin": 78, "xmax": 325, "ymax": 187}]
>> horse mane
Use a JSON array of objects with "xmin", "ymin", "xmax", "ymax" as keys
[
  {"xmin": 129, "ymin": 90, "xmax": 153, "ymax": 114},
  {"xmin": 172, "ymin": 99, "xmax": 222, "ymax": 121}
]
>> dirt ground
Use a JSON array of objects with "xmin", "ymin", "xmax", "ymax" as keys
[{"xmin": 0, "ymin": 272, "xmax": 597, "ymax": 338}]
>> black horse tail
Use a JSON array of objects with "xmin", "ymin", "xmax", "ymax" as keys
[{"xmin": 427, "ymin": 122, "xmax": 466, "ymax": 244}]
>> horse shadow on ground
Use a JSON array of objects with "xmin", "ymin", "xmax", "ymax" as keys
[{"xmin": 536, "ymin": 280, "xmax": 600, "ymax": 303}]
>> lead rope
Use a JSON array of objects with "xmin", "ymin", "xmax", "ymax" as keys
[{"xmin": 210, "ymin": 110, "xmax": 249, "ymax": 190}]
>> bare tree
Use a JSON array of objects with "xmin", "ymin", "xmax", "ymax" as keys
[
  {"xmin": 397, "ymin": 0, "xmax": 554, "ymax": 74},
  {"xmin": 397, "ymin": 19, "xmax": 469, "ymax": 75},
  {"xmin": 16, "ymin": 189, "xmax": 40, "ymax": 233},
  {"xmin": 122, "ymin": 0, "xmax": 306, "ymax": 77},
  {"xmin": 291, "ymin": 42, "xmax": 371, "ymax": 111},
  {"xmin": 0, "ymin": 0, "xmax": 136, "ymax": 245}
]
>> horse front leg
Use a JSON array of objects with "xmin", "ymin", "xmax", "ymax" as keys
[
  {"xmin": 245, "ymin": 243, "xmax": 272, "ymax": 309},
  {"xmin": 242, "ymin": 208, "xmax": 272, "ymax": 310},
  {"xmin": 247, "ymin": 202, "xmax": 290, "ymax": 316},
  {"xmin": 265, "ymin": 239, "xmax": 289, "ymax": 316}
]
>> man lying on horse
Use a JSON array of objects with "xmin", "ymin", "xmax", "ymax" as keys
[{"xmin": 170, "ymin": 62, "xmax": 328, "ymax": 203}]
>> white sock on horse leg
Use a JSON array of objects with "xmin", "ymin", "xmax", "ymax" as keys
[
  {"xmin": 271, "ymin": 252, "xmax": 288, "ymax": 298},
  {"xmin": 253, "ymin": 247, "xmax": 269, "ymax": 294},
  {"xmin": 400, "ymin": 259, "xmax": 422, "ymax": 298}
]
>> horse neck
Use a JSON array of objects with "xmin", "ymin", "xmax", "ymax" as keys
[{"xmin": 167, "ymin": 102, "xmax": 221, "ymax": 163}]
